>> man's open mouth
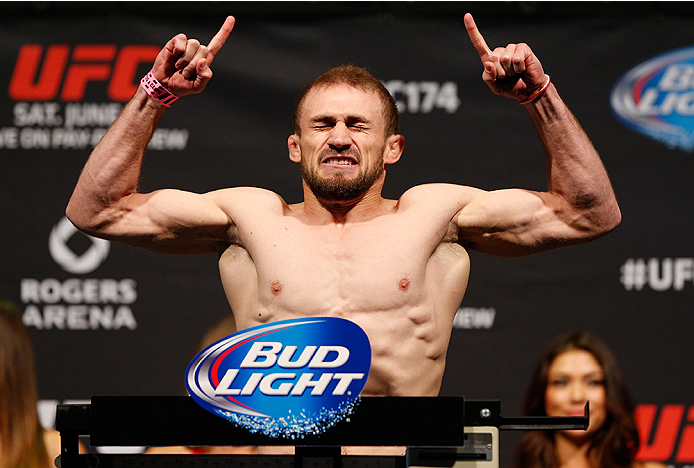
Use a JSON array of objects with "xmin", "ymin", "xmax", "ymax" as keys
[{"xmin": 323, "ymin": 157, "xmax": 357, "ymax": 165}]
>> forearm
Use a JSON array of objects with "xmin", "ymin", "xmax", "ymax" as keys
[
  {"xmin": 525, "ymin": 84, "xmax": 621, "ymax": 234},
  {"xmin": 66, "ymin": 87, "xmax": 167, "ymax": 233}
]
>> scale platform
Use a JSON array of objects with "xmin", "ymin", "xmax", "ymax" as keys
[{"xmin": 55, "ymin": 396, "xmax": 588, "ymax": 468}]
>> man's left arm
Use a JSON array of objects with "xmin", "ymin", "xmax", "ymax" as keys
[
  {"xmin": 525, "ymin": 81, "xmax": 622, "ymax": 238},
  {"xmin": 454, "ymin": 14, "xmax": 621, "ymax": 257}
]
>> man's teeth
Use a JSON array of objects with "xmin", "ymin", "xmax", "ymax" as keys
[{"xmin": 325, "ymin": 158, "xmax": 355, "ymax": 165}]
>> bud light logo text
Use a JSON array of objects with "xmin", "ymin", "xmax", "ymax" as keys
[
  {"xmin": 611, "ymin": 45, "xmax": 694, "ymax": 152},
  {"xmin": 185, "ymin": 317, "xmax": 371, "ymax": 438}
]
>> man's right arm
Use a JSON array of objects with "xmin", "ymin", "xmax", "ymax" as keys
[{"xmin": 66, "ymin": 17, "xmax": 235, "ymax": 255}]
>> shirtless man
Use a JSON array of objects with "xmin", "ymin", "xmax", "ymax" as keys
[{"xmin": 66, "ymin": 14, "xmax": 621, "ymax": 398}]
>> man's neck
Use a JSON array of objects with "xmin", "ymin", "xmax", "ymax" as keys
[{"xmin": 301, "ymin": 183, "xmax": 394, "ymax": 225}]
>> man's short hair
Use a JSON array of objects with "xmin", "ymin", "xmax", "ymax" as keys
[{"xmin": 293, "ymin": 65, "xmax": 399, "ymax": 136}]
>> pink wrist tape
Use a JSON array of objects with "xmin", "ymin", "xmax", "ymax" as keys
[
  {"xmin": 140, "ymin": 71, "xmax": 179, "ymax": 107},
  {"xmin": 519, "ymin": 75, "xmax": 551, "ymax": 105}
]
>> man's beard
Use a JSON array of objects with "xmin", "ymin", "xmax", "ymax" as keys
[{"xmin": 301, "ymin": 148, "xmax": 384, "ymax": 203}]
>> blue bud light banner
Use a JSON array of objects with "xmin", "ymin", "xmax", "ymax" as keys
[
  {"xmin": 185, "ymin": 317, "xmax": 371, "ymax": 438},
  {"xmin": 611, "ymin": 45, "xmax": 694, "ymax": 151}
]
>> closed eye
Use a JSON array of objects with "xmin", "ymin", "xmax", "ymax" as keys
[
  {"xmin": 310, "ymin": 115, "xmax": 336, "ymax": 129},
  {"xmin": 348, "ymin": 125, "xmax": 368, "ymax": 132},
  {"xmin": 346, "ymin": 116, "xmax": 369, "ymax": 130}
]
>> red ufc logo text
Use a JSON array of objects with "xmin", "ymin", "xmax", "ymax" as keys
[
  {"xmin": 635, "ymin": 404, "xmax": 694, "ymax": 463},
  {"xmin": 8, "ymin": 44, "xmax": 160, "ymax": 102}
]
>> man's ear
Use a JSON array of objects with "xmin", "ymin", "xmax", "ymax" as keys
[
  {"xmin": 288, "ymin": 134, "xmax": 301, "ymax": 163},
  {"xmin": 383, "ymin": 134, "xmax": 404, "ymax": 165}
]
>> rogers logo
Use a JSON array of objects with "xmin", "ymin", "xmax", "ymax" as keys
[
  {"xmin": 611, "ymin": 45, "xmax": 694, "ymax": 152},
  {"xmin": 49, "ymin": 216, "xmax": 110, "ymax": 274},
  {"xmin": 19, "ymin": 217, "xmax": 138, "ymax": 331},
  {"xmin": 9, "ymin": 44, "xmax": 159, "ymax": 102},
  {"xmin": 186, "ymin": 317, "xmax": 371, "ymax": 438}
]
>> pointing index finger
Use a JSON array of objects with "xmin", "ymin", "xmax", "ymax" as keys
[
  {"xmin": 206, "ymin": 15, "xmax": 235, "ymax": 65},
  {"xmin": 464, "ymin": 13, "xmax": 491, "ymax": 61}
]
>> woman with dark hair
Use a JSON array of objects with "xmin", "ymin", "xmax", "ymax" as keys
[
  {"xmin": 515, "ymin": 331, "xmax": 666, "ymax": 468},
  {"xmin": 0, "ymin": 299, "xmax": 51, "ymax": 468}
]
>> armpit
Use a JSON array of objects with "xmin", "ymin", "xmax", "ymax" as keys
[{"xmin": 221, "ymin": 223, "xmax": 244, "ymax": 250}]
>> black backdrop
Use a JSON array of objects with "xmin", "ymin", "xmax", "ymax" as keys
[{"xmin": 1, "ymin": 2, "xmax": 693, "ymax": 466}]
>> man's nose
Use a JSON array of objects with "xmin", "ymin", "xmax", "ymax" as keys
[{"xmin": 327, "ymin": 122, "xmax": 352, "ymax": 150}]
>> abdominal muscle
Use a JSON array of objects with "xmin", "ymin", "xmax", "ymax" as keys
[
  {"xmin": 238, "ymin": 297, "xmax": 451, "ymax": 396},
  {"xmin": 218, "ymin": 231, "xmax": 470, "ymax": 397}
]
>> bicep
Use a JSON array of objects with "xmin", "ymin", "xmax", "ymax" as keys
[
  {"xmin": 94, "ymin": 188, "xmax": 233, "ymax": 254},
  {"xmin": 454, "ymin": 188, "xmax": 587, "ymax": 256}
]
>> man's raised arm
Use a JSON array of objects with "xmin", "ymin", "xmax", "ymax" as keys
[
  {"xmin": 456, "ymin": 13, "xmax": 621, "ymax": 257},
  {"xmin": 66, "ymin": 17, "xmax": 236, "ymax": 255}
]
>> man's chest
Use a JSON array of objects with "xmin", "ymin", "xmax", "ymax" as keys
[
  {"xmin": 260, "ymin": 226, "xmax": 424, "ymax": 290},
  {"xmin": 226, "ymin": 216, "xmax": 449, "ymax": 311}
]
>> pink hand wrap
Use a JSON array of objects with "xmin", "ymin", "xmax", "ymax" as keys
[
  {"xmin": 519, "ymin": 74, "xmax": 551, "ymax": 105},
  {"xmin": 140, "ymin": 71, "xmax": 179, "ymax": 107}
]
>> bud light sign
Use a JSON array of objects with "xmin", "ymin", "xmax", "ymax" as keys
[
  {"xmin": 185, "ymin": 317, "xmax": 371, "ymax": 438},
  {"xmin": 611, "ymin": 45, "xmax": 694, "ymax": 152}
]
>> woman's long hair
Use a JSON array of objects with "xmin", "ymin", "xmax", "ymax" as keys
[
  {"xmin": 514, "ymin": 332, "xmax": 639, "ymax": 468},
  {"xmin": 0, "ymin": 299, "xmax": 49, "ymax": 468}
]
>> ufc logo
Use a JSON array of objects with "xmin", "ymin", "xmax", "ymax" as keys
[
  {"xmin": 9, "ymin": 44, "xmax": 160, "ymax": 102},
  {"xmin": 635, "ymin": 404, "xmax": 694, "ymax": 463}
]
